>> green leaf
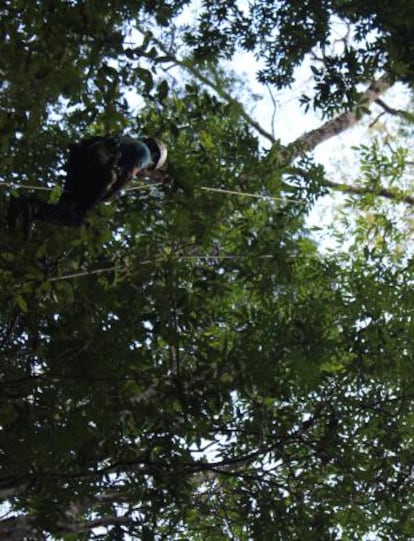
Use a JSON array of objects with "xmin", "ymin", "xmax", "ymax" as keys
[
  {"xmin": 136, "ymin": 67, "xmax": 154, "ymax": 93},
  {"xmin": 157, "ymin": 79, "xmax": 169, "ymax": 102},
  {"xmin": 15, "ymin": 294, "xmax": 28, "ymax": 312}
]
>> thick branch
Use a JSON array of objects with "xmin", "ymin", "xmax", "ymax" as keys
[
  {"xmin": 322, "ymin": 178, "xmax": 414, "ymax": 206},
  {"xmin": 274, "ymin": 75, "xmax": 391, "ymax": 167},
  {"xmin": 290, "ymin": 164, "xmax": 414, "ymax": 206}
]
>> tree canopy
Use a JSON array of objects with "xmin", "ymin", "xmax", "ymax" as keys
[{"xmin": 1, "ymin": 1, "xmax": 414, "ymax": 539}]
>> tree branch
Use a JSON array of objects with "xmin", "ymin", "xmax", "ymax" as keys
[
  {"xmin": 0, "ymin": 513, "xmax": 130, "ymax": 540},
  {"xmin": 322, "ymin": 178, "xmax": 414, "ymax": 206},
  {"xmin": 0, "ymin": 515, "xmax": 40, "ymax": 541},
  {"xmin": 144, "ymin": 33, "xmax": 276, "ymax": 144},
  {"xmin": 291, "ymin": 165, "xmax": 414, "ymax": 206},
  {"xmin": 375, "ymin": 98, "xmax": 414, "ymax": 121},
  {"xmin": 0, "ymin": 311, "xmax": 21, "ymax": 350},
  {"xmin": 272, "ymin": 75, "xmax": 391, "ymax": 167}
]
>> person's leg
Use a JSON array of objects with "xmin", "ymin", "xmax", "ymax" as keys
[
  {"xmin": 32, "ymin": 199, "xmax": 87, "ymax": 226},
  {"xmin": 7, "ymin": 195, "xmax": 33, "ymax": 235},
  {"xmin": 7, "ymin": 196, "xmax": 87, "ymax": 228},
  {"xmin": 7, "ymin": 136, "xmax": 120, "ymax": 230},
  {"xmin": 59, "ymin": 170, "xmax": 115, "ymax": 211}
]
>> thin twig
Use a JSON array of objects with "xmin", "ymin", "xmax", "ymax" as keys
[
  {"xmin": 0, "ymin": 180, "xmax": 304, "ymax": 204},
  {"xmin": 0, "ymin": 182, "xmax": 164, "ymax": 193},
  {"xmin": 125, "ymin": 183, "xmax": 164, "ymax": 191},
  {"xmin": 46, "ymin": 255, "xmax": 276, "ymax": 284},
  {"xmin": 200, "ymin": 186, "xmax": 305, "ymax": 204},
  {"xmin": 48, "ymin": 266, "xmax": 123, "ymax": 282},
  {"xmin": 375, "ymin": 98, "xmax": 413, "ymax": 120},
  {"xmin": 0, "ymin": 182, "xmax": 53, "ymax": 191},
  {"xmin": 369, "ymin": 111, "xmax": 386, "ymax": 128},
  {"xmin": 143, "ymin": 32, "xmax": 276, "ymax": 144},
  {"xmin": 0, "ymin": 311, "xmax": 21, "ymax": 350}
]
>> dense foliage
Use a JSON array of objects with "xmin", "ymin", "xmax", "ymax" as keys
[{"xmin": 1, "ymin": 1, "xmax": 414, "ymax": 539}]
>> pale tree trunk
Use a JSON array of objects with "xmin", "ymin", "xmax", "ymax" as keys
[
  {"xmin": 274, "ymin": 74, "xmax": 391, "ymax": 166},
  {"xmin": 148, "ymin": 41, "xmax": 404, "ymax": 204},
  {"xmin": 142, "ymin": 33, "xmax": 414, "ymax": 208}
]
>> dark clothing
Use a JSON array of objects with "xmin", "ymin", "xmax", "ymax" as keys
[
  {"xmin": 8, "ymin": 136, "xmax": 152, "ymax": 227},
  {"xmin": 27, "ymin": 199, "xmax": 88, "ymax": 227},
  {"xmin": 32, "ymin": 136, "xmax": 121, "ymax": 226}
]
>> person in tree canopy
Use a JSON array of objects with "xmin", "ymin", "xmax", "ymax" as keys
[{"xmin": 7, "ymin": 135, "xmax": 168, "ymax": 230}]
